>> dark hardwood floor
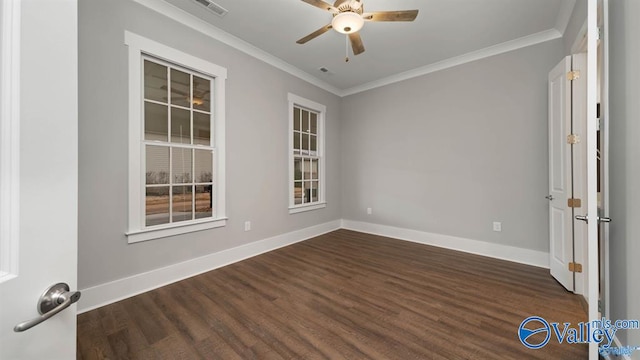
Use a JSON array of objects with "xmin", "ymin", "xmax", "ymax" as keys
[{"xmin": 77, "ymin": 229, "xmax": 588, "ymax": 359}]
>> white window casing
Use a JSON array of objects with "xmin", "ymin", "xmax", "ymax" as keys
[{"xmin": 125, "ymin": 31, "xmax": 227, "ymax": 243}]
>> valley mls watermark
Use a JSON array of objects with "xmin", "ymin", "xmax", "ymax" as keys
[{"xmin": 518, "ymin": 316, "xmax": 640, "ymax": 356}]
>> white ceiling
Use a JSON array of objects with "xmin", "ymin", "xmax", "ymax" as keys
[{"xmin": 160, "ymin": 0, "xmax": 576, "ymax": 94}]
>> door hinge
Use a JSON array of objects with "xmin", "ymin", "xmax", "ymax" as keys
[
  {"xmin": 568, "ymin": 198, "xmax": 582, "ymax": 208},
  {"xmin": 569, "ymin": 262, "xmax": 583, "ymax": 273},
  {"xmin": 567, "ymin": 134, "xmax": 580, "ymax": 144},
  {"xmin": 567, "ymin": 70, "xmax": 581, "ymax": 81}
]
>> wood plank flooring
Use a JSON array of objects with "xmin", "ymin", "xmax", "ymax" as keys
[{"xmin": 77, "ymin": 229, "xmax": 588, "ymax": 359}]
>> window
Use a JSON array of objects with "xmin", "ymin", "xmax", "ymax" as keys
[
  {"xmin": 143, "ymin": 57, "xmax": 215, "ymax": 225},
  {"xmin": 288, "ymin": 94, "xmax": 326, "ymax": 213},
  {"xmin": 126, "ymin": 32, "xmax": 227, "ymax": 243}
]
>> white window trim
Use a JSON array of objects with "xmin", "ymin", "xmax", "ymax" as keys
[
  {"xmin": 125, "ymin": 31, "xmax": 227, "ymax": 243},
  {"xmin": 288, "ymin": 93, "xmax": 326, "ymax": 214}
]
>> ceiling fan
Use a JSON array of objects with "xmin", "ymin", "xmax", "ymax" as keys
[
  {"xmin": 296, "ymin": 0, "xmax": 418, "ymax": 61},
  {"xmin": 160, "ymin": 85, "xmax": 210, "ymax": 106}
]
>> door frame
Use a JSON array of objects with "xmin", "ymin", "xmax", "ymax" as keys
[
  {"xmin": 568, "ymin": 0, "xmax": 607, "ymax": 316},
  {"xmin": 586, "ymin": 0, "xmax": 599, "ymax": 358},
  {"xmin": 0, "ymin": 0, "xmax": 21, "ymax": 283},
  {"xmin": 572, "ymin": 53, "xmax": 588, "ymax": 297},
  {"xmin": 567, "ymin": 3, "xmax": 601, "ymax": 359},
  {"xmin": 599, "ymin": 0, "xmax": 611, "ymax": 321}
]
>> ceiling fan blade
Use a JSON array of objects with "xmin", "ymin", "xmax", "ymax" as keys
[
  {"xmin": 301, "ymin": 0, "xmax": 338, "ymax": 13},
  {"xmin": 362, "ymin": 10, "xmax": 419, "ymax": 22},
  {"xmin": 297, "ymin": 24, "xmax": 333, "ymax": 44},
  {"xmin": 161, "ymin": 85, "xmax": 189, "ymax": 96},
  {"xmin": 348, "ymin": 32, "xmax": 365, "ymax": 55}
]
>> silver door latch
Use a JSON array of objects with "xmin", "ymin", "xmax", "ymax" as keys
[
  {"xmin": 14, "ymin": 283, "xmax": 81, "ymax": 332},
  {"xmin": 575, "ymin": 214, "xmax": 612, "ymax": 224}
]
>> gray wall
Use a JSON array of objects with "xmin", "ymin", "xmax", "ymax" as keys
[
  {"xmin": 609, "ymin": 0, "xmax": 640, "ymax": 355},
  {"xmin": 78, "ymin": 0, "xmax": 342, "ymax": 289},
  {"xmin": 564, "ymin": 0, "xmax": 587, "ymax": 54},
  {"xmin": 340, "ymin": 39, "xmax": 564, "ymax": 252},
  {"xmin": 78, "ymin": 0, "xmax": 578, "ymax": 293}
]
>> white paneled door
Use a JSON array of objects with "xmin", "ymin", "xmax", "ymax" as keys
[
  {"xmin": 548, "ymin": 53, "xmax": 588, "ymax": 294},
  {"xmin": 0, "ymin": 0, "xmax": 78, "ymax": 359},
  {"xmin": 548, "ymin": 55, "xmax": 575, "ymax": 292}
]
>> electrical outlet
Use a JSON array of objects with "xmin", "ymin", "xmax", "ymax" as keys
[
  {"xmin": 367, "ymin": 207, "xmax": 372, "ymax": 215},
  {"xmin": 244, "ymin": 221, "xmax": 251, "ymax": 231},
  {"xmin": 493, "ymin": 222, "xmax": 502, "ymax": 232}
]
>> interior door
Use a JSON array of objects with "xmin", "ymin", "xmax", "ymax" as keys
[
  {"xmin": 0, "ymin": 0, "xmax": 78, "ymax": 358},
  {"xmin": 548, "ymin": 55, "xmax": 574, "ymax": 292}
]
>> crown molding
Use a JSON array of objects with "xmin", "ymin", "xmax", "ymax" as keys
[
  {"xmin": 134, "ymin": 0, "xmax": 562, "ymax": 98},
  {"xmin": 133, "ymin": 0, "xmax": 343, "ymax": 96},
  {"xmin": 341, "ymin": 29, "xmax": 562, "ymax": 96}
]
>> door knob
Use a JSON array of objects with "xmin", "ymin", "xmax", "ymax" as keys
[
  {"xmin": 575, "ymin": 214, "xmax": 589, "ymax": 222},
  {"xmin": 545, "ymin": 195, "xmax": 554, "ymax": 200},
  {"xmin": 13, "ymin": 283, "xmax": 81, "ymax": 332}
]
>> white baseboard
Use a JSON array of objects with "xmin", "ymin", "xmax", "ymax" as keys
[
  {"xmin": 78, "ymin": 220, "xmax": 341, "ymax": 313},
  {"xmin": 341, "ymin": 220, "xmax": 549, "ymax": 269},
  {"xmin": 79, "ymin": 219, "xmax": 551, "ymax": 313}
]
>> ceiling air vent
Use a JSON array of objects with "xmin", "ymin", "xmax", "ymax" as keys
[{"xmin": 193, "ymin": 0, "xmax": 228, "ymax": 17}]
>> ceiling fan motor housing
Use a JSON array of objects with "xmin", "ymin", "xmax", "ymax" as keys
[
  {"xmin": 335, "ymin": 1, "xmax": 363, "ymax": 15},
  {"xmin": 332, "ymin": 1, "xmax": 364, "ymax": 34}
]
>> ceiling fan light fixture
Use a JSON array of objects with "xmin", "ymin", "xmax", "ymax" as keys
[
  {"xmin": 190, "ymin": 97, "xmax": 205, "ymax": 106},
  {"xmin": 331, "ymin": 12, "xmax": 364, "ymax": 34}
]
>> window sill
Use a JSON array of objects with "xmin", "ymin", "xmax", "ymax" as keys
[
  {"xmin": 126, "ymin": 217, "xmax": 227, "ymax": 244},
  {"xmin": 289, "ymin": 202, "xmax": 327, "ymax": 214}
]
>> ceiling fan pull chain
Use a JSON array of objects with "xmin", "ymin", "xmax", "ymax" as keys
[{"xmin": 345, "ymin": 35, "xmax": 349, "ymax": 62}]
